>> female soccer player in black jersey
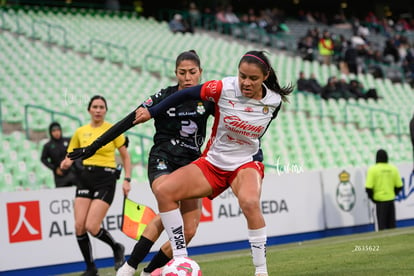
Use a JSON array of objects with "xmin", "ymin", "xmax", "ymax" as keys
[{"xmin": 69, "ymin": 50, "xmax": 214, "ymax": 276}]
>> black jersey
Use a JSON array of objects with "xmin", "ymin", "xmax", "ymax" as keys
[{"xmin": 144, "ymin": 85, "xmax": 215, "ymax": 167}]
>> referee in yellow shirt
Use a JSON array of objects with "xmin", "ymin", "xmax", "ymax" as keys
[
  {"xmin": 365, "ymin": 149, "xmax": 403, "ymax": 230},
  {"xmin": 61, "ymin": 95, "xmax": 132, "ymax": 276}
]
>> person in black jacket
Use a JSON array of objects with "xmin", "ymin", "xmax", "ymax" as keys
[{"xmin": 41, "ymin": 122, "xmax": 79, "ymax": 188}]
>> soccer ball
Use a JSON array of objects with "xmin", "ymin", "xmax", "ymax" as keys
[{"xmin": 161, "ymin": 256, "xmax": 202, "ymax": 276}]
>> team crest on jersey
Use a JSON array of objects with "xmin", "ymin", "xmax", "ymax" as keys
[
  {"xmin": 143, "ymin": 97, "xmax": 153, "ymax": 107},
  {"xmin": 262, "ymin": 106, "xmax": 269, "ymax": 114},
  {"xmin": 197, "ymin": 102, "xmax": 205, "ymax": 114},
  {"xmin": 156, "ymin": 159, "xmax": 167, "ymax": 171},
  {"xmin": 244, "ymin": 106, "xmax": 254, "ymax": 112}
]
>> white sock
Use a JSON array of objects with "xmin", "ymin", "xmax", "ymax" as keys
[
  {"xmin": 159, "ymin": 208, "xmax": 188, "ymax": 258},
  {"xmin": 248, "ymin": 227, "xmax": 268, "ymax": 275}
]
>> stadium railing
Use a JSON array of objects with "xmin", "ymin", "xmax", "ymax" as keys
[
  {"xmin": 24, "ymin": 104, "xmax": 82, "ymax": 139},
  {"xmin": 344, "ymin": 103, "xmax": 401, "ymax": 140}
]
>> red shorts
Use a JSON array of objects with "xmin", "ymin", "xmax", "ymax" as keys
[{"xmin": 192, "ymin": 157, "xmax": 265, "ymax": 199}]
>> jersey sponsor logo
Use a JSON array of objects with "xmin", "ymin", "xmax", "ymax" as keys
[
  {"xmin": 166, "ymin": 107, "xmax": 176, "ymax": 117},
  {"xmin": 200, "ymin": 198, "xmax": 213, "ymax": 222},
  {"xmin": 143, "ymin": 97, "xmax": 153, "ymax": 107},
  {"xmin": 244, "ymin": 106, "xmax": 254, "ymax": 112},
  {"xmin": 223, "ymin": 116, "xmax": 264, "ymax": 138},
  {"xmin": 7, "ymin": 201, "xmax": 42, "ymax": 243},
  {"xmin": 172, "ymin": 226, "xmax": 186, "ymax": 249}
]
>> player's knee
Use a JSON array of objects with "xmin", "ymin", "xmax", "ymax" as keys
[
  {"xmin": 85, "ymin": 223, "xmax": 100, "ymax": 236},
  {"xmin": 153, "ymin": 184, "xmax": 175, "ymax": 202},
  {"xmin": 239, "ymin": 197, "xmax": 260, "ymax": 215}
]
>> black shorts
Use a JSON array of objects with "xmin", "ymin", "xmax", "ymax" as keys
[
  {"xmin": 76, "ymin": 166, "xmax": 117, "ymax": 205},
  {"xmin": 147, "ymin": 156, "xmax": 193, "ymax": 186}
]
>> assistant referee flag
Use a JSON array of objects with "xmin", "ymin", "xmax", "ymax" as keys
[{"xmin": 121, "ymin": 197, "xmax": 157, "ymax": 240}]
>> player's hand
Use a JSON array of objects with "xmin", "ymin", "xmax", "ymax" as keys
[
  {"xmin": 133, "ymin": 107, "xmax": 151, "ymax": 124},
  {"xmin": 68, "ymin": 146, "xmax": 96, "ymax": 160}
]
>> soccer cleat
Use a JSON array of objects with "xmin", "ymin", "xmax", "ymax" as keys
[
  {"xmin": 116, "ymin": 262, "xmax": 136, "ymax": 276},
  {"xmin": 255, "ymin": 273, "xmax": 268, "ymax": 276},
  {"xmin": 80, "ymin": 267, "xmax": 99, "ymax": 276},
  {"xmin": 114, "ymin": 243, "xmax": 126, "ymax": 271}
]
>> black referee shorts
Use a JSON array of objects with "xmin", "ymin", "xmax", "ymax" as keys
[{"xmin": 76, "ymin": 166, "xmax": 117, "ymax": 205}]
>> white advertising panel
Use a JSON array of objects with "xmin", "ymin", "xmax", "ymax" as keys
[
  {"xmin": 321, "ymin": 166, "xmax": 371, "ymax": 229},
  {"xmin": 2, "ymin": 163, "xmax": 414, "ymax": 273},
  {"xmin": 395, "ymin": 163, "xmax": 414, "ymax": 220}
]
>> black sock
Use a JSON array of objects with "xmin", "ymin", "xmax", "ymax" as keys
[
  {"xmin": 127, "ymin": 236, "xmax": 154, "ymax": 269},
  {"xmin": 143, "ymin": 249, "xmax": 171, "ymax": 273},
  {"xmin": 77, "ymin": 233, "xmax": 95, "ymax": 270},
  {"xmin": 94, "ymin": 228, "xmax": 117, "ymax": 250}
]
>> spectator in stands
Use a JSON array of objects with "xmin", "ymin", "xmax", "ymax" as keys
[
  {"xmin": 348, "ymin": 79, "xmax": 379, "ymax": 100},
  {"xmin": 41, "ymin": 122, "xmax": 80, "ymax": 188},
  {"xmin": 308, "ymin": 73, "xmax": 323, "ymax": 95},
  {"xmin": 348, "ymin": 79, "xmax": 366, "ymax": 99},
  {"xmin": 297, "ymin": 71, "xmax": 310, "ymax": 92},
  {"xmin": 336, "ymin": 75, "xmax": 353, "ymax": 99},
  {"xmin": 297, "ymin": 35, "xmax": 315, "ymax": 61},
  {"xmin": 402, "ymin": 48, "xmax": 414, "ymax": 87},
  {"xmin": 383, "ymin": 38, "xmax": 400, "ymax": 65},
  {"xmin": 169, "ymin": 14, "xmax": 192, "ymax": 34},
  {"xmin": 296, "ymin": 72, "xmax": 322, "ymax": 95},
  {"xmin": 60, "ymin": 95, "xmax": 132, "ymax": 276},
  {"xmin": 187, "ymin": 2, "xmax": 200, "ymax": 28},
  {"xmin": 224, "ymin": 5, "xmax": 240, "ymax": 24},
  {"xmin": 365, "ymin": 149, "xmax": 403, "ymax": 230},
  {"xmin": 344, "ymin": 40, "xmax": 359, "ymax": 74},
  {"xmin": 321, "ymin": 76, "xmax": 342, "ymax": 100},
  {"xmin": 318, "ymin": 30, "xmax": 335, "ymax": 65}
]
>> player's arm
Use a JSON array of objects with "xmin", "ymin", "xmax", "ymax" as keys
[
  {"xmin": 68, "ymin": 107, "xmax": 139, "ymax": 160},
  {"xmin": 133, "ymin": 85, "xmax": 202, "ymax": 124},
  {"xmin": 40, "ymin": 145, "xmax": 55, "ymax": 171}
]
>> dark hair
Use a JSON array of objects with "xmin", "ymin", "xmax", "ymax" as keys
[
  {"xmin": 175, "ymin": 50, "xmax": 201, "ymax": 69},
  {"xmin": 239, "ymin": 50, "xmax": 293, "ymax": 102},
  {"xmin": 87, "ymin": 95, "xmax": 108, "ymax": 111},
  {"xmin": 376, "ymin": 149, "xmax": 388, "ymax": 163}
]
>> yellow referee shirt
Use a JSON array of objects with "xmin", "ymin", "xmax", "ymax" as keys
[
  {"xmin": 67, "ymin": 121, "xmax": 126, "ymax": 168},
  {"xmin": 365, "ymin": 163, "xmax": 403, "ymax": 202}
]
